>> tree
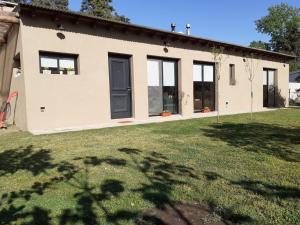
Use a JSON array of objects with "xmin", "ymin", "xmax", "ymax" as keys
[
  {"xmin": 249, "ymin": 40, "xmax": 271, "ymax": 50},
  {"xmin": 244, "ymin": 53, "xmax": 260, "ymax": 120},
  {"xmin": 253, "ymin": 3, "xmax": 300, "ymax": 70},
  {"xmin": 80, "ymin": 0, "xmax": 129, "ymax": 23},
  {"xmin": 31, "ymin": 0, "xmax": 69, "ymax": 10},
  {"xmin": 211, "ymin": 46, "xmax": 226, "ymax": 123}
]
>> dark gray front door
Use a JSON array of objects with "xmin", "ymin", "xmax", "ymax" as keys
[{"xmin": 109, "ymin": 56, "xmax": 132, "ymax": 119}]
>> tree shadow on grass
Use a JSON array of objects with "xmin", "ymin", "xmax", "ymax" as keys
[
  {"xmin": 232, "ymin": 180, "xmax": 300, "ymax": 200},
  {"xmin": 59, "ymin": 156, "xmax": 135, "ymax": 225},
  {"xmin": 202, "ymin": 123, "xmax": 300, "ymax": 162},
  {"xmin": 203, "ymin": 171, "xmax": 300, "ymax": 224},
  {"xmin": 203, "ymin": 171, "xmax": 300, "ymax": 201},
  {"xmin": 118, "ymin": 148, "xmax": 252, "ymax": 225},
  {"xmin": 0, "ymin": 206, "xmax": 51, "ymax": 225},
  {"xmin": 0, "ymin": 145, "xmax": 55, "ymax": 176},
  {"xmin": 0, "ymin": 145, "xmax": 255, "ymax": 225},
  {"xmin": 0, "ymin": 160, "xmax": 78, "ymax": 225},
  {"xmin": 74, "ymin": 156, "xmax": 127, "ymax": 167},
  {"xmin": 0, "ymin": 145, "xmax": 65, "ymax": 224},
  {"xmin": 0, "ymin": 149, "xmax": 131, "ymax": 225}
]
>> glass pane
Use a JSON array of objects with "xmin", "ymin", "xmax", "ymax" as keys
[
  {"xmin": 263, "ymin": 85, "xmax": 268, "ymax": 107},
  {"xmin": 203, "ymin": 65, "xmax": 214, "ymax": 82},
  {"xmin": 163, "ymin": 61, "xmax": 175, "ymax": 86},
  {"xmin": 194, "ymin": 63, "xmax": 215, "ymax": 112},
  {"xmin": 148, "ymin": 60, "xmax": 163, "ymax": 116},
  {"xmin": 147, "ymin": 60, "xmax": 160, "ymax": 86},
  {"xmin": 203, "ymin": 82, "xmax": 215, "ymax": 110},
  {"xmin": 193, "ymin": 82, "xmax": 202, "ymax": 112},
  {"xmin": 268, "ymin": 71, "xmax": 274, "ymax": 85},
  {"xmin": 193, "ymin": 64, "xmax": 202, "ymax": 81},
  {"xmin": 263, "ymin": 69, "xmax": 276, "ymax": 107},
  {"xmin": 263, "ymin": 70, "xmax": 267, "ymax": 85},
  {"xmin": 148, "ymin": 59, "xmax": 178, "ymax": 115},
  {"xmin": 41, "ymin": 57, "xmax": 58, "ymax": 68},
  {"xmin": 163, "ymin": 61, "xmax": 177, "ymax": 113},
  {"xmin": 163, "ymin": 86, "xmax": 177, "ymax": 113},
  {"xmin": 268, "ymin": 86, "xmax": 275, "ymax": 107},
  {"xmin": 59, "ymin": 58, "xmax": 75, "ymax": 69}
]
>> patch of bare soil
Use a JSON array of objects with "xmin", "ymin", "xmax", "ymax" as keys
[{"xmin": 136, "ymin": 202, "xmax": 234, "ymax": 225}]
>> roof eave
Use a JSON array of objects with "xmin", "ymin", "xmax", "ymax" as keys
[{"xmin": 17, "ymin": 3, "xmax": 296, "ymax": 61}]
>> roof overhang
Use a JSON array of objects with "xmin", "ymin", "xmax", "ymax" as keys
[
  {"xmin": 17, "ymin": 3, "xmax": 296, "ymax": 61},
  {"xmin": 0, "ymin": 10, "xmax": 19, "ymax": 46}
]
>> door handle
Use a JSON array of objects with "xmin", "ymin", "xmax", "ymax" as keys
[{"xmin": 127, "ymin": 88, "xmax": 131, "ymax": 91}]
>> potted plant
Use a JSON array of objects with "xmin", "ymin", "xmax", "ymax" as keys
[
  {"xmin": 67, "ymin": 67, "xmax": 75, "ymax": 75},
  {"xmin": 160, "ymin": 110, "xmax": 172, "ymax": 117},
  {"xmin": 42, "ymin": 67, "xmax": 51, "ymax": 75},
  {"xmin": 202, "ymin": 106, "xmax": 211, "ymax": 113}
]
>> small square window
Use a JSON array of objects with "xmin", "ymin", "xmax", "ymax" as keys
[
  {"xmin": 39, "ymin": 52, "xmax": 78, "ymax": 75},
  {"xmin": 229, "ymin": 64, "xmax": 236, "ymax": 85}
]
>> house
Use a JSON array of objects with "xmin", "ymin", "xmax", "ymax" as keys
[
  {"xmin": 289, "ymin": 70, "xmax": 300, "ymax": 101},
  {"xmin": 0, "ymin": 3, "xmax": 295, "ymax": 134}
]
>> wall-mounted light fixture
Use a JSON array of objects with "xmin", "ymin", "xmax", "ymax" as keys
[
  {"xmin": 57, "ymin": 32, "xmax": 66, "ymax": 40},
  {"xmin": 14, "ymin": 69, "xmax": 22, "ymax": 78},
  {"xmin": 163, "ymin": 41, "xmax": 170, "ymax": 53},
  {"xmin": 16, "ymin": 69, "xmax": 21, "ymax": 77},
  {"xmin": 56, "ymin": 24, "xmax": 66, "ymax": 40}
]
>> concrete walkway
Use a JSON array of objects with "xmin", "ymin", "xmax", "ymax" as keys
[{"xmin": 30, "ymin": 108, "xmax": 279, "ymax": 135}]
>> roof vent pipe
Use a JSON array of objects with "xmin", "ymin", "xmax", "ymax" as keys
[
  {"xmin": 186, "ymin": 24, "xmax": 191, "ymax": 35},
  {"xmin": 171, "ymin": 23, "xmax": 176, "ymax": 32}
]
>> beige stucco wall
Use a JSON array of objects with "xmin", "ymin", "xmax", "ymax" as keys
[{"xmin": 19, "ymin": 15, "xmax": 289, "ymax": 133}]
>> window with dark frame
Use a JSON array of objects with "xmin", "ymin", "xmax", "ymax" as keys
[
  {"xmin": 263, "ymin": 69, "xmax": 276, "ymax": 107},
  {"xmin": 39, "ymin": 52, "xmax": 78, "ymax": 75},
  {"xmin": 193, "ymin": 62, "xmax": 215, "ymax": 112},
  {"xmin": 147, "ymin": 58, "xmax": 179, "ymax": 116},
  {"xmin": 229, "ymin": 64, "xmax": 236, "ymax": 85}
]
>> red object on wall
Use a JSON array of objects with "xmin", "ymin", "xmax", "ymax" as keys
[{"xmin": 0, "ymin": 91, "xmax": 18, "ymax": 128}]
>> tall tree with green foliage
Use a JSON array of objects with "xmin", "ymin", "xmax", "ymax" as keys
[
  {"xmin": 249, "ymin": 40, "xmax": 271, "ymax": 50},
  {"xmin": 31, "ymin": 0, "xmax": 69, "ymax": 10},
  {"xmin": 250, "ymin": 3, "xmax": 300, "ymax": 71},
  {"xmin": 80, "ymin": 0, "xmax": 129, "ymax": 22}
]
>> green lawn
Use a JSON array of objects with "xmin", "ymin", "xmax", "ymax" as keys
[{"xmin": 0, "ymin": 109, "xmax": 299, "ymax": 225}]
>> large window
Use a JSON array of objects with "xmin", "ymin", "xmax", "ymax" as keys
[
  {"xmin": 39, "ymin": 52, "xmax": 78, "ymax": 75},
  {"xmin": 263, "ymin": 69, "xmax": 276, "ymax": 107},
  {"xmin": 193, "ymin": 62, "xmax": 215, "ymax": 112},
  {"xmin": 147, "ymin": 58, "xmax": 178, "ymax": 116}
]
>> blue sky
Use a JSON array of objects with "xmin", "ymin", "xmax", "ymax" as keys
[{"xmin": 69, "ymin": 0, "xmax": 300, "ymax": 46}]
